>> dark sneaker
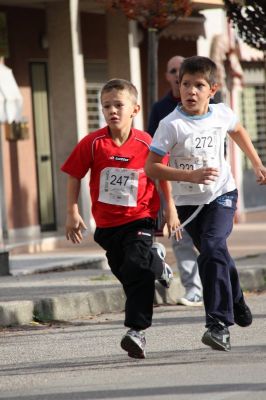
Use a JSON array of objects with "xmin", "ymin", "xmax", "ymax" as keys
[
  {"xmin": 234, "ymin": 297, "xmax": 252, "ymax": 327},
  {"xmin": 177, "ymin": 294, "xmax": 203, "ymax": 307},
  {"xmin": 202, "ymin": 318, "xmax": 231, "ymax": 351},
  {"xmin": 121, "ymin": 329, "xmax": 146, "ymax": 359},
  {"xmin": 152, "ymin": 242, "xmax": 173, "ymax": 288}
]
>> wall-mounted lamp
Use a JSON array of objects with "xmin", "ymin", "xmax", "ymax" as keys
[{"xmin": 39, "ymin": 33, "xmax": 48, "ymax": 50}]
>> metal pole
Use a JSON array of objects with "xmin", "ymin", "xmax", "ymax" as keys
[
  {"xmin": 0, "ymin": 125, "xmax": 8, "ymax": 244},
  {"xmin": 264, "ymin": 49, "xmax": 266, "ymax": 119},
  {"xmin": 147, "ymin": 28, "xmax": 158, "ymax": 117},
  {"xmin": 0, "ymin": 125, "xmax": 10, "ymax": 277}
]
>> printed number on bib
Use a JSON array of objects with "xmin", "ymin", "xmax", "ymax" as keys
[
  {"xmin": 170, "ymin": 156, "xmax": 205, "ymax": 195},
  {"xmin": 99, "ymin": 167, "xmax": 139, "ymax": 207},
  {"xmin": 190, "ymin": 128, "xmax": 219, "ymax": 157},
  {"xmin": 194, "ymin": 135, "xmax": 214, "ymax": 152}
]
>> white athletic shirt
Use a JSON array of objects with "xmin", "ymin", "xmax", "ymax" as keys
[{"xmin": 150, "ymin": 103, "xmax": 238, "ymax": 206}]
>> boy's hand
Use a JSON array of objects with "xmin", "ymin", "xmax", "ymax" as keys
[
  {"xmin": 190, "ymin": 167, "xmax": 219, "ymax": 185},
  {"xmin": 254, "ymin": 165, "xmax": 266, "ymax": 185},
  {"xmin": 164, "ymin": 202, "xmax": 182, "ymax": 240},
  {"xmin": 65, "ymin": 212, "xmax": 87, "ymax": 244}
]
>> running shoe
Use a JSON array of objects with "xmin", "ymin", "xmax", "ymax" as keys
[
  {"xmin": 202, "ymin": 317, "xmax": 231, "ymax": 351},
  {"xmin": 152, "ymin": 242, "xmax": 173, "ymax": 288},
  {"xmin": 177, "ymin": 294, "xmax": 203, "ymax": 307},
  {"xmin": 234, "ymin": 296, "xmax": 252, "ymax": 327},
  {"xmin": 121, "ymin": 329, "xmax": 146, "ymax": 359}
]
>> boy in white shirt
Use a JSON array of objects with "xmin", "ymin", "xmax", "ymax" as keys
[{"xmin": 145, "ymin": 56, "xmax": 266, "ymax": 351}]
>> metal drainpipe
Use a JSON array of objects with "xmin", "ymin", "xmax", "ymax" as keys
[
  {"xmin": 0, "ymin": 124, "xmax": 8, "ymax": 243},
  {"xmin": 0, "ymin": 125, "xmax": 10, "ymax": 276},
  {"xmin": 227, "ymin": 22, "xmax": 244, "ymax": 223}
]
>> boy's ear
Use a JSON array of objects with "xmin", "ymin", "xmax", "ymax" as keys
[
  {"xmin": 131, "ymin": 104, "xmax": 140, "ymax": 117},
  {"xmin": 209, "ymin": 83, "xmax": 219, "ymax": 97}
]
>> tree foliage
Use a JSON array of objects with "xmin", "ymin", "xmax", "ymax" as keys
[
  {"xmin": 100, "ymin": 0, "xmax": 191, "ymax": 31},
  {"xmin": 224, "ymin": 0, "xmax": 266, "ymax": 50}
]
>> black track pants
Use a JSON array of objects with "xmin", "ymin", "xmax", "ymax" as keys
[{"xmin": 94, "ymin": 218, "xmax": 163, "ymax": 330}]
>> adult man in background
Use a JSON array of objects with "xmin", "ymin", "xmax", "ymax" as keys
[{"xmin": 147, "ymin": 55, "xmax": 203, "ymax": 306}]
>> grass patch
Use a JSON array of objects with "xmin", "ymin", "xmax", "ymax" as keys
[{"xmin": 90, "ymin": 274, "xmax": 114, "ymax": 281}]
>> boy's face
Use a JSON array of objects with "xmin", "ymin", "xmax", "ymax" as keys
[
  {"xmin": 179, "ymin": 73, "xmax": 217, "ymax": 115},
  {"xmin": 101, "ymin": 89, "xmax": 139, "ymax": 134}
]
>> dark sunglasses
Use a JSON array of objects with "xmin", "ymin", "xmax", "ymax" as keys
[{"xmin": 168, "ymin": 68, "xmax": 178, "ymax": 74}]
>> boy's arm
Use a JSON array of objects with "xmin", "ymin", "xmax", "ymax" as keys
[
  {"xmin": 65, "ymin": 175, "xmax": 87, "ymax": 244},
  {"xmin": 145, "ymin": 151, "xmax": 219, "ymax": 184},
  {"xmin": 158, "ymin": 180, "xmax": 182, "ymax": 240},
  {"xmin": 229, "ymin": 123, "xmax": 266, "ymax": 185}
]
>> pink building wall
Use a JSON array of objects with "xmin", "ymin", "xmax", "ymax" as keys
[
  {"xmin": 0, "ymin": 5, "xmax": 199, "ymax": 234},
  {"xmin": 1, "ymin": 6, "xmax": 47, "ymax": 230}
]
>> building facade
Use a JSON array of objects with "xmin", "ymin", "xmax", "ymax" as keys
[
  {"xmin": 0, "ymin": 0, "xmax": 264, "ymax": 243},
  {"xmin": 198, "ymin": 7, "xmax": 266, "ymax": 220}
]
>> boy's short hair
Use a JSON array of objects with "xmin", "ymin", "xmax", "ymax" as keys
[
  {"xmin": 101, "ymin": 79, "xmax": 138, "ymax": 103},
  {"xmin": 179, "ymin": 56, "xmax": 218, "ymax": 86}
]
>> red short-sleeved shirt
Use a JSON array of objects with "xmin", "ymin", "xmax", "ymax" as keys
[{"xmin": 61, "ymin": 127, "xmax": 160, "ymax": 228}]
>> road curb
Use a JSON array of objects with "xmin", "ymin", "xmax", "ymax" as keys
[
  {"xmin": 0, "ymin": 268, "xmax": 265, "ymax": 328},
  {"xmin": 239, "ymin": 267, "xmax": 266, "ymax": 292},
  {"xmin": 0, "ymin": 278, "xmax": 183, "ymax": 327},
  {"xmin": 0, "ymin": 300, "xmax": 34, "ymax": 326},
  {"xmin": 33, "ymin": 288, "xmax": 127, "ymax": 322}
]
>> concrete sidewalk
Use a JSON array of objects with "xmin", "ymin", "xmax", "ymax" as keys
[{"xmin": 0, "ymin": 222, "xmax": 265, "ymax": 327}]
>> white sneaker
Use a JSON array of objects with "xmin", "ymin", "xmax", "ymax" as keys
[
  {"xmin": 151, "ymin": 242, "xmax": 166, "ymax": 259},
  {"xmin": 177, "ymin": 294, "xmax": 203, "ymax": 307},
  {"xmin": 152, "ymin": 242, "xmax": 173, "ymax": 288}
]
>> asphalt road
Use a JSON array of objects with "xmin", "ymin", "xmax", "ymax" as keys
[{"xmin": 0, "ymin": 291, "xmax": 265, "ymax": 400}]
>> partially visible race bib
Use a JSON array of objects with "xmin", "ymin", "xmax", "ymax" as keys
[
  {"xmin": 98, "ymin": 167, "xmax": 139, "ymax": 207},
  {"xmin": 170, "ymin": 127, "xmax": 220, "ymax": 196},
  {"xmin": 170, "ymin": 156, "xmax": 206, "ymax": 195}
]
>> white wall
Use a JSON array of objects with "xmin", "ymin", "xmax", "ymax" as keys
[{"xmin": 197, "ymin": 9, "xmax": 227, "ymax": 57}]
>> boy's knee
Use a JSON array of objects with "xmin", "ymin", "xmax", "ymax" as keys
[{"xmin": 201, "ymin": 237, "xmax": 225, "ymax": 256}]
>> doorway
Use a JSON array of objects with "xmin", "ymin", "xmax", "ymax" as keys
[{"xmin": 30, "ymin": 62, "xmax": 56, "ymax": 231}]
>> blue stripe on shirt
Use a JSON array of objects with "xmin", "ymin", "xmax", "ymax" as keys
[{"xmin": 150, "ymin": 146, "xmax": 166, "ymax": 156}]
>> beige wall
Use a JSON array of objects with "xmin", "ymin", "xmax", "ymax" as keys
[{"xmin": 47, "ymin": 1, "xmax": 89, "ymax": 230}]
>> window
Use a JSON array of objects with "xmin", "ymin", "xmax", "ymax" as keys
[
  {"xmin": 84, "ymin": 61, "xmax": 107, "ymax": 132},
  {"xmin": 86, "ymin": 84, "xmax": 105, "ymax": 131},
  {"xmin": 240, "ymin": 84, "xmax": 266, "ymax": 168},
  {"xmin": 239, "ymin": 66, "xmax": 266, "ymax": 208}
]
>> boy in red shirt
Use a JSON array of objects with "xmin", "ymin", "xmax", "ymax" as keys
[{"xmin": 61, "ymin": 79, "xmax": 179, "ymax": 359}]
